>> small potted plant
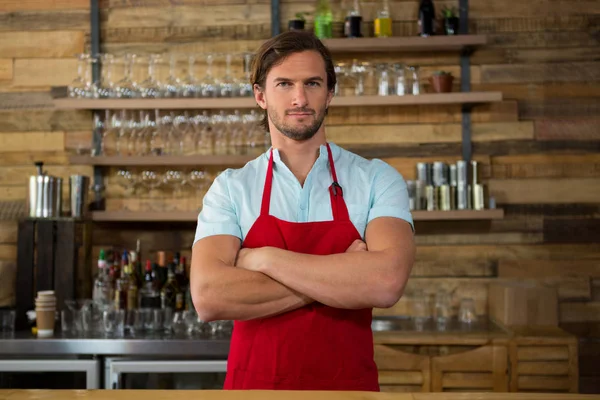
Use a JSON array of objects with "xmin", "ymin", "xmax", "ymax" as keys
[
  {"xmin": 442, "ymin": 6, "xmax": 459, "ymax": 35},
  {"xmin": 289, "ymin": 12, "xmax": 309, "ymax": 31},
  {"xmin": 429, "ymin": 71, "xmax": 454, "ymax": 93}
]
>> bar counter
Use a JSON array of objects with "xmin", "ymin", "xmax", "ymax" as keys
[{"xmin": 0, "ymin": 390, "xmax": 597, "ymax": 400}]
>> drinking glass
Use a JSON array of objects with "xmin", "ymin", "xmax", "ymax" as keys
[
  {"xmin": 138, "ymin": 54, "xmax": 162, "ymax": 98},
  {"xmin": 459, "ymin": 298, "xmax": 477, "ymax": 324},
  {"xmin": 393, "ymin": 63, "xmax": 407, "ymax": 96},
  {"xmin": 101, "ymin": 110, "xmax": 120, "ymax": 156},
  {"xmin": 408, "ymin": 65, "xmax": 421, "ymax": 95},
  {"xmin": 238, "ymin": 53, "xmax": 254, "ymax": 97},
  {"xmin": 377, "ymin": 63, "xmax": 393, "ymax": 96},
  {"xmin": 0, "ymin": 310, "xmax": 16, "ymax": 333},
  {"xmin": 172, "ymin": 311, "xmax": 187, "ymax": 335},
  {"xmin": 115, "ymin": 54, "xmax": 138, "ymax": 98},
  {"xmin": 98, "ymin": 54, "xmax": 117, "ymax": 98},
  {"xmin": 150, "ymin": 109, "xmax": 167, "ymax": 155},
  {"xmin": 199, "ymin": 53, "xmax": 218, "ymax": 98},
  {"xmin": 434, "ymin": 290, "xmax": 452, "ymax": 330},
  {"xmin": 61, "ymin": 309, "xmax": 80, "ymax": 334},
  {"xmin": 162, "ymin": 53, "xmax": 182, "ymax": 98},
  {"xmin": 151, "ymin": 308, "xmax": 164, "ymax": 332},
  {"xmin": 163, "ymin": 307, "xmax": 174, "ymax": 333},
  {"xmin": 227, "ymin": 111, "xmax": 244, "ymax": 155},
  {"xmin": 116, "ymin": 110, "xmax": 135, "ymax": 156},
  {"xmin": 192, "ymin": 110, "xmax": 213, "ymax": 155},
  {"xmin": 411, "ymin": 291, "xmax": 430, "ymax": 331},
  {"xmin": 68, "ymin": 53, "xmax": 91, "ymax": 98},
  {"xmin": 181, "ymin": 55, "xmax": 199, "ymax": 98},
  {"xmin": 219, "ymin": 53, "xmax": 238, "ymax": 97},
  {"xmin": 103, "ymin": 309, "xmax": 125, "ymax": 336}
]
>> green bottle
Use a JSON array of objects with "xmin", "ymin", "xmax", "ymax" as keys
[{"xmin": 314, "ymin": 0, "xmax": 333, "ymax": 39}]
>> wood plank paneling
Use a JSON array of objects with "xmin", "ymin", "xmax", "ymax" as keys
[
  {"xmin": 499, "ymin": 260, "xmax": 600, "ymax": 279},
  {"xmin": 535, "ymin": 119, "xmax": 600, "ymax": 141},
  {"xmin": 0, "ymin": 110, "xmax": 90, "ymax": 132},
  {"xmin": 481, "ymin": 62, "xmax": 600, "ymax": 84},
  {"xmin": 0, "ymin": 31, "xmax": 84, "ymax": 58},
  {"xmin": 560, "ymin": 302, "xmax": 600, "ymax": 322},
  {"xmin": 12, "ymin": 59, "xmax": 77, "ymax": 88},
  {"xmin": 0, "ymin": 222, "xmax": 18, "ymax": 244},
  {"xmin": 0, "ymin": 132, "xmax": 64, "ymax": 153},
  {"xmin": 0, "ymin": 60, "xmax": 12, "ymax": 82},
  {"xmin": 488, "ymin": 178, "xmax": 600, "ymax": 204},
  {"xmin": 0, "ymin": 10, "xmax": 90, "ymax": 31},
  {"xmin": 328, "ymin": 122, "xmax": 533, "ymax": 145},
  {"xmin": 0, "ymin": 0, "xmax": 89, "ymax": 12},
  {"xmin": 544, "ymin": 218, "xmax": 600, "ymax": 244}
]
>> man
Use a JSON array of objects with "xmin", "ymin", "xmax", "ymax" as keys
[{"xmin": 191, "ymin": 31, "xmax": 415, "ymax": 391}]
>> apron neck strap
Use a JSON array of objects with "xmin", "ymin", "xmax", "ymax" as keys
[{"xmin": 260, "ymin": 143, "xmax": 349, "ymax": 221}]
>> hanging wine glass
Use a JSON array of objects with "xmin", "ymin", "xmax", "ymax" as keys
[
  {"xmin": 134, "ymin": 110, "xmax": 151, "ymax": 156},
  {"xmin": 115, "ymin": 54, "xmax": 138, "ymax": 98},
  {"xmin": 116, "ymin": 109, "xmax": 133, "ymax": 156},
  {"xmin": 228, "ymin": 110, "xmax": 244, "ymax": 155},
  {"xmin": 179, "ymin": 111, "xmax": 196, "ymax": 155},
  {"xmin": 212, "ymin": 111, "xmax": 228, "ymax": 155},
  {"xmin": 98, "ymin": 54, "xmax": 117, "ymax": 98},
  {"xmin": 219, "ymin": 53, "xmax": 238, "ymax": 98},
  {"xmin": 68, "ymin": 53, "xmax": 90, "ymax": 98},
  {"xmin": 101, "ymin": 109, "xmax": 120, "ymax": 156},
  {"xmin": 199, "ymin": 53, "xmax": 218, "ymax": 98},
  {"xmin": 114, "ymin": 168, "xmax": 138, "ymax": 197},
  {"xmin": 150, "ymin": 109, "xmax": 166, "ymax": 156},
  {"xmin": 192, "ymin": 110, "xmax": 212, "ymax": 155},
  {"xmin": 181, "ymin": 55, "xmax": 199, "ymax": 98},
  {"xmin": 171, "ymin": 113, "xmax": 190, "ymax": 155},
  {"xmin": 164, "ymin": 169, "xmax": 184, "ymax": 197},
  {"xmin": 162, "ymin": 53, "xmax": 181, "ymax": 98},
  {"xmin": 87, "ymin": 55, "xmax": 101, "ymax": 99},
  {"xmin": 138, "ymin": 54, "xmax": 162, "ymax": 98},
  {"xmin": 238, "ymin": 53, "xmax": 254, "ymax": 97}
]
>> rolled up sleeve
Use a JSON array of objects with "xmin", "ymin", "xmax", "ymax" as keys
[
  {"xmin": 193, "ymin": 170, "xmax": 242, "ymax": 246},
  {"xmin": 367, "ymin": 160, "xmax": 414, "ymax": 231}
]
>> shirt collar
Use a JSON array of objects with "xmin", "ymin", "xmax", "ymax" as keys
[{"xmin": 264, "ymin": 142, "xmax": 339, "ymax": 166}]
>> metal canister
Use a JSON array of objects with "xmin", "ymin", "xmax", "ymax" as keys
[
  {"xmin": 416, "ymin": 162, "xmax": 432, "ymax": 186},
  {"xmin": 41, "ymin": 175, "xmax": 55, "ymax": 218},
  {"xmin": 457, "ymin": 183, "xmax": 469, "ymax": 210},
  {"xmin": 449, "ymin": 185, "xmax": 457, "ymax": 209},
  {"xmin": 473, "ymin": 183, "xmax": 486, "ymax": 210},
  {"xmin": 450, "ymin": 164, "xmax": 458, "ymax": 187},
  {"xmin": 407, "ymin": 180, "xmax": 416, "ymax": 211},
  {"xmin": 471, "ymin": 160, "xmax": 480, "ymax": 186},
  {"xmin": 426, "ymin": 185, "xmax": 437, "ymax": 211},
  {"xmin": 433, "ymin": 162, "xmax": 448, "ymax": 187},
  {"xmin": 54, "ymin": 177, "xmax": 63, "ymax": 217},
  {"xmin": 415, "ymin": 180, "xmax": 426, "ymax": 210},
  {"xmin": 70, "ymin": 175, "xmax": 90, "ymax": 218},
  {"xmin": 439, "ymin": 184, "xmax": 451, "ymax": 211},
  {"xmin": 456, "ymin": 160, "xmax": 468, "ymax": 185}
]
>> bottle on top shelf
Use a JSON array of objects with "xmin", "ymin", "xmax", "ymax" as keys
[
  {"xmin": 139, "ymin": 259, "xmax": 161, "ymax": 308},
  {"xmin": 374, "ymin": 0, "xmax": 392, "ymax": 37},
  {"xmin": 344, "ymin": 0, "xmax": 363, "ymax": 38},
  {"xmin": 418, "ymin": 0, "xmax": 436, "ymax": 37},
  {"xmin": 314, "ymin": 0, "xmax": 333, "ymax": 39}
]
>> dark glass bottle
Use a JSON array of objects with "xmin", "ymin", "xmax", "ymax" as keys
[
  {"xmin": 161, "ymin": 265, "xmax": 184, "ymax": 312},
  {"xmin": 418, "ymin": 0, "xmax": 436, "ymax": 36},
  {"xmin": 139, "ymin": 260, "xmax": 161, "ymax": 308}
]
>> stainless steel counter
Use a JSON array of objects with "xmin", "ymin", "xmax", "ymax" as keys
[{"xmin": 0, "ymin": 331, "xmax": 231, "ymax": 357}]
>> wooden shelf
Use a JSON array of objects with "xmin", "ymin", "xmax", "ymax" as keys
[
  {"xmin": 53, "ymin": 92, "xmax": 502, "ymax": 110},
  {"xmin": 322, "ymin": 35, "xmax": 487, "ymax": 53},
  {"xmin": 90, "ymin": 209, "xmax": 504, "ymax": 222},
  {"xmin": 69, "ymin": 154, "xmax": 256, "ymax": 166},
  {"xmin": 411, "ymin": 209, "xmax": 504, "ymax": 221}
]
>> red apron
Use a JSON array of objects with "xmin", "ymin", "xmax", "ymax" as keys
[{"xmin": 224, "ymin": 143, "xmax": 379, "ymax": 391}]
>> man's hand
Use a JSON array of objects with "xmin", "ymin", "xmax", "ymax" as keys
[
  {"xmin": 236, "ymin": 247, "xmax": 270, "ymax": 272},
  {"xmin": 346, "ymin": 239, "xmax": 367, "ymax": 252}
]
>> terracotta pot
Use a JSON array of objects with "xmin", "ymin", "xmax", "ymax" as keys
[
  {"xmin": 429, "ymin": 74, "xmax": 454, "ymax": 93},
  {"xmin": 288, "ymin": 19, "xmax": 305, "ymax": 31}
]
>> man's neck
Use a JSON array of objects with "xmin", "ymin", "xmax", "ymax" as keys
[{"xmin": 270, "ymin": 132, "xmax": 326, "ymax": 187}]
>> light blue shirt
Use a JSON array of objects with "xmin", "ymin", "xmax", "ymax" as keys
[{"xmin": 193, "ymin": 143, "xmax": 413, "ymax": 245}]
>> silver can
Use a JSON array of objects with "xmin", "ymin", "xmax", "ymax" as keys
[
  {"xmin": 457, "ymin": 183, "xmax": 469, "ymax": 210},
  {"xmin": 426, "ymin": 185, "xmax": 437, "ymax": 211},
  {"xmin": 433, "ymin": 162, "xmax": 448, "ymax": 187},
  {"xmin": 450, "ymin": 164, "xmax": 458, "ymax": 187},
  {"xmin": 416, "ymin": 162, "xmax": 432, "ymax": 186},
  {"xmin": 54, "ymin": 177, "xmax": 63, "ymax": 217},
  {"xmin": 457, "ymin": 160, "xmax": 468, "ymax": 185},
  {"xmin": 471, "ymin": 161, "xmax": 480, "ymax": 186},
  {"xmin": 473, "ymin": 184, "xmax": 486, "ymax": 210},
  {"xmin": 70, "ymin": 175, "xmax": 90, "ymax": 218},
  {"xmin": 407, "ymin": 180, "xmax": 416, "ymax": 211},
  {"xmin": 415, "ymin": 180, "xmax": 426, "ymax": 210},
  {"xmin": 439, "ymin": 185, "xmax": 451, "ymax": 211},
  {"xmin": 42, "ymin": 175, "xmax": 55, "ymax": 218}
]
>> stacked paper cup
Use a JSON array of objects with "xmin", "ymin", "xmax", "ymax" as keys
[{"xmin": 35, "ymin": 290, "xmax": 56, "ymax": 337}]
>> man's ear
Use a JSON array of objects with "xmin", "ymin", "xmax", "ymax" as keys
[
  {"xmin": 326, "ymin": 89, "xmax": 334, "ymax": 108},
  {"xmin": 254, "ymin": 84, "xmax": 267, "ymax": 110}
]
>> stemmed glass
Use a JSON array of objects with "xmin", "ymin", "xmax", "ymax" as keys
[
  {"xmin": 114, "ymin": 168, "xmax": 139, "ymax": 198},
  {"xmin": 162, "ymin": 53, "xmax": 181, "ymax": 98},
  {"xmin": 140, "ymin": 169, "xmax": 163, "ymax": 206},
  {"xmin": 199, "ymin": 54, "xmax": 218, "ymax": 98},
  {"xmin": 98, "ymin": 54, "xmax": 116, "ymax": 98},
  {"xmin": 228, "ymin": 111, "xmax": 244, "ymax": 155},
  {"xmin": 68, "ymin": 53, "xmax": 91, "ymax": 98},
  {"xmin": 101, "ymin": 110, "xmax": 120, "ymax": 156},
  {"xmin": 188, "ymin": 169, "xmax": 211, "ymax": 209},
  {"xmin": 238, "ymin": 53, "xmax": 254, "ymax": 97},
  {"xmin": 115, "ymin": 54, "xmax": 138, "ymax": 98},
  {"xmin": 192, "ymin": 111, "xmax": 213, "ymax": 155},
  {"xmin": 181, "ymin": 56, "xmax": 199, "ymax": 98},
  {"xmin": 219, "ymin": 53, "xmax": 238, "ymax": 97},
  {"xmin": 150, "ymin": 109, "xmax": 166, "ymax": 156},
  {"xmin": 138, "ymin": 54, "xmax": 162, "ymax": 98},
  {"xmin": 212, "ymin": 111, "xmax": 228, "ymax": 155}
]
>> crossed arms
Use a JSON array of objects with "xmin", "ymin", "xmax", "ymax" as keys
[{"xmin": 190, "ymin": 216, "xmax": 415, "ymax": 322}]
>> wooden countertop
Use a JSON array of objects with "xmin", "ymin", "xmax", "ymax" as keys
[{"xmin": 1, "ymin": 391, "xmax": 597, "ymax": 400}]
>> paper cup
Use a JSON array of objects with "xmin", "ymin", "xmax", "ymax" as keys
[
  {"xmin": 37, "ymin": 329, "xmax": 54, "ymax": 338},
  {"xmin": 36, "ymin": 310, "xmax": 56, "ymax": 333},
  {"xmin": 37, "ymin": 290, "xmax": 55, "ymax": 297}
]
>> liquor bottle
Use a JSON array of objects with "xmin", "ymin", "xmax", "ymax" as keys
[
  {"xmin": 93, "ymin": 249, "xmax": 113, "ymax": 309},
  {"xmin": 161, "ymin": 265, "xmax": 184, "ymax": 311},
  {"xmin": 127, "ymin": 262, "xmax": 139, "ymax": 311},
  {"xmin": 374, "ymin": 0, "xmax": 392, "ymax": 37},
  {"xmin": 344, "ymin": 0, "xmax": 362, "ymax": 38},
  {"xmin": 156, "ymin": 251, "xmax": 168, "ymax": 289},
  {"xmin": 418, "ymin": 0, "xmax": 436, "ymax": 37},
  {"xmin": 139, "ymin": 260, "xmax": 161, "ymax": 308},
  {"xmin": 114, "ymin": 251, "xmax": 130, "ymax": 310},
  {"xmin": 314, "ymin": 0, "xmax": 333, "ymax": 39}
]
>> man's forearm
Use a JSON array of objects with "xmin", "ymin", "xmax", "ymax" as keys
[
  {"xmin": 258, "ymin": 249, "xmax": 409, "ymax": 310},
  {"xmin": 192, "ymin": 264, "xmax": 312, "ymax": 322}
]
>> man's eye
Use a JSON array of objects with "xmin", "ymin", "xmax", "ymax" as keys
[
  {"xmin": 277, "ymin": 82, "xmax": 291, "ymax": 87},
  {"xmin": 307, "ymin": 81, "xmax": 320, "ymax": 87}
]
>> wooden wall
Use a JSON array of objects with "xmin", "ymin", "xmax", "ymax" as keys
[{"xmin": 0, "ymin": 0, "xmax": 599, "ymax": 335}]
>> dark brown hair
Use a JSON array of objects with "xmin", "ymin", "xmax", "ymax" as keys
[{"xmin": 250, "ymin": 31, "xmax": 336, "ymax": 132}]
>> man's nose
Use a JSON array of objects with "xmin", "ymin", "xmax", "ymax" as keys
[{"xmin": 292, "ymin": 84, "xmax": 308, "ymax": 108}]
